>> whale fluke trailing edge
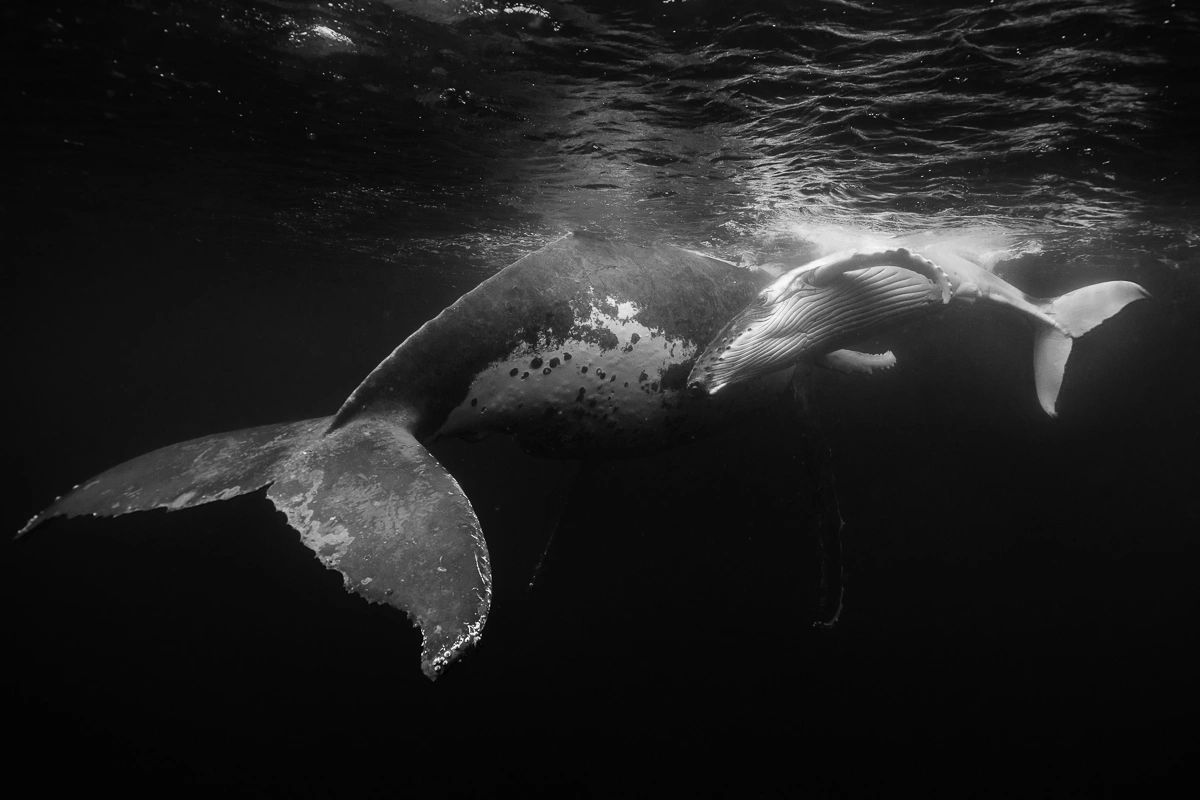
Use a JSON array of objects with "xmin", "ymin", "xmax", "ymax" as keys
[
  {"xmin": 1031, "ymin": 280, "xmax": 1150, "ymax": 416},
  {"xmin": 18, "ymin": 414, "xmax": 492, "ymax": 679}
]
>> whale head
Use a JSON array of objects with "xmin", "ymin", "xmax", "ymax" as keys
[{"xmin": 688, "ymin": 263, "xmax": 945, "ymax": 393}]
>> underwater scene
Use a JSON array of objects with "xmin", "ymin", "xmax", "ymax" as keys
[{"xmin": 7, "ymin": 0, "xmax": 1198, "ymax": 795}]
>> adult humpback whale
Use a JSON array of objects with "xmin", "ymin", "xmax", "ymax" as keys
[
  {"xmin": 19, "ymin": 233, "xmax": 946, "ymax": 678},
  {"xmin": 691, "ymin": 244, "xmax": 1149, "ymax": 417}
]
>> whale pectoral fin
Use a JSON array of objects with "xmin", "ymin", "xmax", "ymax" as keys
[
  {"xmin": 267, "ymin": 416, "xmax": 491, "ymax": 679},
  {"xmin": 821, "ymin": 348, "xmax": 897, "ymax": 375},
  {"xmin": 808, "ymin": 247, "xmax": 952, "ymax": 303}
]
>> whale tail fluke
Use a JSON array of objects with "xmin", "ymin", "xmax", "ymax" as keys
[
  {"xmin": 18, "ymin": 415, "xmax": 491, "ymax": 679},
  {"xmin": 1033, "ymin": 280, "xmax": 1150, "ymax": 417}
]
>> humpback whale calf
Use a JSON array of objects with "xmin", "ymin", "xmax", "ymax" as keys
[
  {"xmin": 18, "ymin": 233, "xmax": 948, "ymax": 677},
  {"xmin": 691, "ymin": 244, "xmax": 1149, "ymax": 417}
]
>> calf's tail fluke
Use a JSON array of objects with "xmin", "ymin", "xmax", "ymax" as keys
[
  {"xmin": 18, "ymin": 415, "xmax": 491, "ymax": 679},
  {"xmin": 1033, "ymin": 280, "xmax": 1150, "ymax": 417}
]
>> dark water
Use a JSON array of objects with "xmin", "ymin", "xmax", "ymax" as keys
[{"xmin": 6, "ymin": 0, "xmax": 1199, "ymax": 795}]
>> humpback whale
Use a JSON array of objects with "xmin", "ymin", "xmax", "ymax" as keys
[
  {"xmin": 18, "ymin": 233, "xmax": 946, "ymax": 678},
  {"xmin": 690, "ymin": 244, "xmax": 1149, "ymax": 417}
]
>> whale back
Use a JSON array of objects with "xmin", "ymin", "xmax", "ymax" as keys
[{"xmin": 332, "ymin": 233, "xmax": 771, "ymax": 444}]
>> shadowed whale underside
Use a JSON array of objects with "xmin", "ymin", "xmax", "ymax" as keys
[{"xmin": 19, "ymin": 234, "xmax": 951, "ymax": 677}]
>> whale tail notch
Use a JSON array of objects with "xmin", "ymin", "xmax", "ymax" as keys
[
  {"xmin": 18, "ymin": 415, "xmax": 491, "ymax": 679},
  {"xmin": 1032, "ymin": 280, "xmax": 1150, "ymax": 417}
]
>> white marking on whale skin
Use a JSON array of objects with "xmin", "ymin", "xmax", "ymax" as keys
[
  {"xmin": 310, "ymin": 25, "xmax": 351, "ymax": 45},
  {"xmin": 288, "ymin": 23, "xmax": 356, "ymax": 52},
  {"xmin": 167, "ymin": 491, "xmax": 196, "ymax": 510},
  {"xmin": 274, "ymin": 467, "xmax": 357, "ymax": 569},
  {"xmin": 435, "ymin": 295, "xmax": 697, "ymax": 440}
]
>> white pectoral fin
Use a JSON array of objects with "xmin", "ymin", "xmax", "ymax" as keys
[
  {"xmin": 808, "ymin": 248, "xmax": 952, "ymax": 303},
  {"xmin": 822, "ymin": 349, "xmax": 897, "ymax": 375}
]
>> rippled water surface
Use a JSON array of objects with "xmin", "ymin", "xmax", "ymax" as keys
[
  {"xmin": 9, "ymin": 0, "xmax": 1197, "ymax": 265},
  {"xmin": 7, "ymin": 1, "xmax": 1199, "ymax": 795}
]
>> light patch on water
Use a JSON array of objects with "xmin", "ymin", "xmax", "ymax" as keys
[
  {"xmin": 311, "ymin": 25, "xmax": 353, "ymax": 46},
  {"xmin": 785, "ymin": 220, "xmax": 895, "ymax": 257},
  {"xmin": 747, "ymin": 218, "xmax": 1043, "ymax": 275},
  {"xmin": 286, "ymin": 22, "xmax": 356, "ymax": 54},
  {"xmin": 502, "ymin": 5, "xmax": 551, "ymax": 19}
]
